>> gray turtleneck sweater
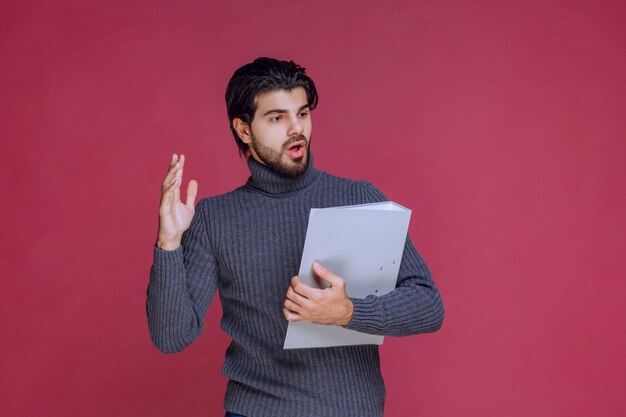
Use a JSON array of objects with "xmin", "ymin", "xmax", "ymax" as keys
[{"xmin": 146, "ymin": 153, "xmax": 444, "ymax": 417}]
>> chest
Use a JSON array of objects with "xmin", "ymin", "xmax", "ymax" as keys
[{"xmin": 211, "ymin": 198, "xmax": 317, "ymax": 303}]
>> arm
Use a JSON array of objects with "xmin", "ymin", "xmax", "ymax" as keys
[
  {"xmin": 146, "ymin": 154, "xmax": 219, "ymax": 353},
  {"xmin": 345, "ymin": 181, "xmax": 444, "ymax": 336},
  {"xmin": 283, "ymin": 238, "xmax": 443, "ymax": 336},
  {"xmin": 345, "ymin": 235, "xmax": 444, "ymax": 336}
]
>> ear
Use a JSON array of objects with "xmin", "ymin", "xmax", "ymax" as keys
[{"xmin": 233, "ymin": 118, "xmax": 252, "ymax": 144}]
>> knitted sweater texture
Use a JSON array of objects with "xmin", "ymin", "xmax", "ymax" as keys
[{"xmin": 146, "ymin": 153, "xmax": 444, "ymax": 417}]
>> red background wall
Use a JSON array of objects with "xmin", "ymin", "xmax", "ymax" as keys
[{"xmin": 1, "ymin": 1, "xmax": 625, "ymax": 416}]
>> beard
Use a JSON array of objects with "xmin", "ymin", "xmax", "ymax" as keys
[{"xmin": 250, "ymin": 132, "xmax": 310, "ymax": 179}]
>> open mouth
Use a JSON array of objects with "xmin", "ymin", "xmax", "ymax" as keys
[{"xmin": 285, "ymin": 140, "xmax": 306, "ymax": 159}]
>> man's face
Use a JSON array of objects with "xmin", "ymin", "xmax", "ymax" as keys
[{"xmin": 244, "ymin": 87, "xmax": 313, "ymax": 178}]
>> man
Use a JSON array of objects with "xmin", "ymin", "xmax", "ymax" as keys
[{"xmin": 147, "ymin": 57, "xmax": 444, "ymax": 417}]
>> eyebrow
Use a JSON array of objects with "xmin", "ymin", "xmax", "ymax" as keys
[{"xmin": 262, "ymin": 104, "xmax": 310, "ymax": 117}]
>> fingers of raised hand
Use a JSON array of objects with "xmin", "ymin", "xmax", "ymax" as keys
[
  {"xmin": 173, "ymin": 154, "xmax": 185, "ymax": 202},
  {"xmin": 160, "ymin": 154, "xmax": 185, "ymax": 210},
  {"xmin": 186, "ymin": 179, "xmax": 198, "ymax": 208},
  {"xmin": 160, "ymin": 176, "xmax": 177, "ymax": 207},
  {"xmin": 169, "ymin": 153, "xmax": 178, "ymax": 168},
  {"xmin": 166, "ymin": 153, "xmax": 180, "ymax": 177},
  {"xmin": 163, "ymin": 159, "xmax": 183, "ymax": 191}
]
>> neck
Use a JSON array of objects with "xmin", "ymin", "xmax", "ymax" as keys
[{"xmin": 245, "ymin": 151, "xmax": 320, "ymax": 194}]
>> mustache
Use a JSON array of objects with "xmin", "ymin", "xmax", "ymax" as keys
[{"xmin": 282, "ymin": 134, "xmax": 308, "ymax": 150}]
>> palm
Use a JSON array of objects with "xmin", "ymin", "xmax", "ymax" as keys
[{"xmin": 160, "ymin": 189, "xmax": 195, "ymax": 238}]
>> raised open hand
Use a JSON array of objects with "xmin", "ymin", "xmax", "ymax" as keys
[{"xmin": 156, "ymin": 154, "xmax": 198, "ymax": 250}]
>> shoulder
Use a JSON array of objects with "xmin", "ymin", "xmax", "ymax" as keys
[
  {"xmin": 317, "ymin": 170, "xmax": 388, "ymax": 204},
  {"xmin": 194, "ymin": 185, "xmax": 250, "ymax": 213},
  {"xmin": 354, "ymin": 179, "xmax": 388, "ymax": 203}
]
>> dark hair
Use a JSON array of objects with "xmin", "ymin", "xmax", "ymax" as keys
[{"xmin": 225, "ymin": 57, "xmax": 319, "ymax": 156}]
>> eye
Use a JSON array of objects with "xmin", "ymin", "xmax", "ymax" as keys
[
  {"xmin": 299, "ymin": 110, "xmax": 310, "ymax": 118},
  {"xmin": 269, "ymin": 115, "xmax": 283, "ymax": 122}
]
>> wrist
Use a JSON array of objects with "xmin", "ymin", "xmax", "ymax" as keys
[
  {"xmin": 156, "ymin": 239, "xmax": 181, "ymax": 251},
  {"xmin": 340, "ymin": 298, "xmax": 354, "ymax": 326}
]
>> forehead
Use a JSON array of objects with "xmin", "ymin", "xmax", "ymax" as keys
[{"xmin": 254, "ymin": 87, "xmax": 308, "ymax": 112}]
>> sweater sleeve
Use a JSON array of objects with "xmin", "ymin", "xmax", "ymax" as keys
[
  {"xmin": 345, "ymin": 182, "xmax": 444, "ymax": 336},
  {"xmin": 146, "ymin": 199, "xmax": 220, "ymax": 353}
]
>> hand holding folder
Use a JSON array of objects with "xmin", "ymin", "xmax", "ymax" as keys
[
  {"xmin": 283, "ymin": 201, "xmax": 411, "ymax": 349},
  {"xmin": 284, "ymin": 261, "xmax": 354, "ymax": 326}
]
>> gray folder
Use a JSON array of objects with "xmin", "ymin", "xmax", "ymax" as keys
[{"xmin": 283, "ymin": 201, "xmax": 411, "ymax": 349}]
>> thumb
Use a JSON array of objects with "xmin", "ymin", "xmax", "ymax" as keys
[
  {"xmin": 313, "ymin": 261, "xmax": 341, "ymax": 286},
  {"xmin": 186, "ymin": 179, "xmax": 198, "ymax": 208}
]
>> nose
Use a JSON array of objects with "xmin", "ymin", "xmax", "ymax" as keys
[{"xmin": 287, "ymin": 116, "xmax": 304, "ymax": 136}]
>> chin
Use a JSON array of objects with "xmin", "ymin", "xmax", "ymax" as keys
[{"xmin": 280, "ymin": 157, "xmax": 308, "ymax": 178}]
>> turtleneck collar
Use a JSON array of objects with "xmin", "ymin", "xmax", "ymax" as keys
[{"xmin": 245, "ymin": 151, "xmax": 321, "ymax": 194}]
